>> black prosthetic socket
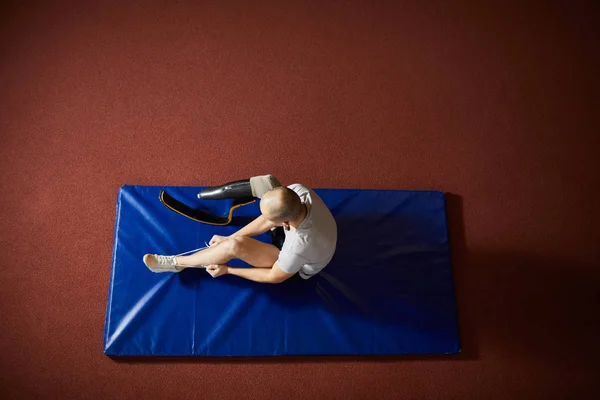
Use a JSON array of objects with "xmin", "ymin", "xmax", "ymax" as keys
[
  {"xmin": 268, "ymin": 227, "xmax": 286, "ymax": 250},
  {"xmin": 198, "ymin": 179, "xmax": 254, "ymax": 200}
]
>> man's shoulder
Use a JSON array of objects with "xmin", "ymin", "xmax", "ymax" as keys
[
  {"xmin": 288, "ymin": 183, "xmax": 310, "ymax": 196},
  {"xmin": 287, "ymin": 183, "xmax": 309, "ymax": 192}
]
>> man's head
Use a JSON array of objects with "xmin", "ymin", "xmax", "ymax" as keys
[{"xmin": 260, "ymin": 187, "xmax": 303, "ymax": 227}]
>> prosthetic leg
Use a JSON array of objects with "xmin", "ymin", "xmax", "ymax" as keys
[
  {"xmin": 197, "ymin": 175, "xmax": 281, "ymax": 200},
  {"xmin": 160, "ymin": 175, "xmax": 281, "ymax": 225}
]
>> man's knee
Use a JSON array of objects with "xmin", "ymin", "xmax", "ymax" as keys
[{"xmin": 224, "ymin": 236, "xmax": 247, "ymax": 258}]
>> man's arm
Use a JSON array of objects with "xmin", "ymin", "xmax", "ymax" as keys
[
  {"xmin": 230, "ymin": 215, "xmax": 275, "ymax": 238},
  {"xmin": 206, "ymin": 261, "xmax": 294, "ymax": 284}
]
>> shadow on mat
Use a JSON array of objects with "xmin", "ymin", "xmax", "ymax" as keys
[{"xmin": 110, "ymin": 353, "xmax": 456, "ymax": 364}]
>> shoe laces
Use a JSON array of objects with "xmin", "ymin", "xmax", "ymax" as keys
[{"xmin": 156, "ymin": 255, "xmax": 175, "ymax": 266}]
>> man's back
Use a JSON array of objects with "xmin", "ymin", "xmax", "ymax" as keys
[{"xmin": 277, "ymin": 184, "xmax": 338, "ymax": 279}]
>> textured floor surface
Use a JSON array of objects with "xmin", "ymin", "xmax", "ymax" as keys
[{"xmin": 1, "ymin": 1, "xmax": 599, "ymax": 399}]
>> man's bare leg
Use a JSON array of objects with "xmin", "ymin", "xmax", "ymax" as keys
[
  {"xmin": 178, "ymin": 237, "xmax": 279, "ymax": 267},
  {"xmin": 143, "ymin": 237, "xmax": 279, "ymax": 272}
]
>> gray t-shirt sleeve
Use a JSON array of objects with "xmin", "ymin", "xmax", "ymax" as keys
[{"xmin": 277, "ymin": 251, "xmax": 309, "ymax": 274}]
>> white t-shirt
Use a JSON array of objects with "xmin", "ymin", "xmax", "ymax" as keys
[{"xmin": 277, "ymin": 184, "xmax": 338, "ymax": 279}]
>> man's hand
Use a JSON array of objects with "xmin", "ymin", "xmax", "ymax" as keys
[
  {"xmin": 209, "ymin": 235, "xmax": 229, "ymax": 246},
  {"xmin": 206, "ymin": 264, "xmax": 229, "ymax": 278}
]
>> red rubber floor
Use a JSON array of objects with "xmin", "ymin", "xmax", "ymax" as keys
[{"xmin": 1, "ymin": 1, "xmax": 598, "ymax": 399}]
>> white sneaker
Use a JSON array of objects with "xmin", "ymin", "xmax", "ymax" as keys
[{"xmin": 143, "ymin": 254, "xmax": 183, "ymax": 273}]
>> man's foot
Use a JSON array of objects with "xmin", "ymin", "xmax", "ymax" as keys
[{"xmin": 143, "ymin": 254, "xmax": 183, "ymax": 273}]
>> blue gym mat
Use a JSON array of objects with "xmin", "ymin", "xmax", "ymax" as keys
[{"xmin": 104, "ymin": 186, "xmax": 460, "ymax": 356}]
